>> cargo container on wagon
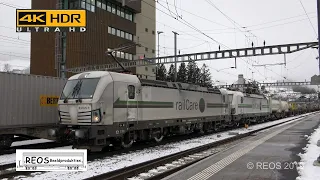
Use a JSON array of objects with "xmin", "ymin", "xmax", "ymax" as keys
[{"xmin": 0, "ymin": 72, "xmax": 67, "ymax": 148}]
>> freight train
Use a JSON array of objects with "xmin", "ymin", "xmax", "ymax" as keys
[
  {"xmin": 47, "ymin": 71, "xmax": 320, "ymax": 152},
  {"xmin": 0, "ymin": 72, "xmax": 67, "ymax": 148}
]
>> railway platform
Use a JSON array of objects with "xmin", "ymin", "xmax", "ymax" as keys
[{"xmin": 162, "ymin": 113, "xmax": 320, "ymax": 180}]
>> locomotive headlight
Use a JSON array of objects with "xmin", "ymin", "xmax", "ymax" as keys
[{"xmin": 92, "ymin": 109, "xmax": 101, "ymax": 123}]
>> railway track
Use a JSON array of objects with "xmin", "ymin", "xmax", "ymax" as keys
[
  {"xmin": 84, "ymin": 112, "xmax": 317, "ymax": 180},
  {"xmin": 0, "ymin": 112, "xmax": 316, "ymax": 180}
]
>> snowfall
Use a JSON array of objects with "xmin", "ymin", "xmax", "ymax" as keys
[
  {"xmin": 0, "ymin": 112, "xmax": 316, "ymax": 180},
  {"xmin": 296, "ymin": 118, "xmax": 320, "ymax": 180}
]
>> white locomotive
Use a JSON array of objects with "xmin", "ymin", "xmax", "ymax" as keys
[{"xmin": 48, "ymin": 71, "xmax": 314, "ymax": 151}]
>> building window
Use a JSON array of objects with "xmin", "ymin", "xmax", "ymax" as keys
[
  {"xmin": 152, "ymin": 49, "xmax": 155, "ymax": 53},
  {"xmin": 120, "ymin": 8, "xmax": 124, "ymax": 18},
  {"xmin": 91, "ymin": 0, "xmax": 95, "ymax": 5},
  {"xmin": 125, "ymin": 9, "xmax": 130, "ymax": 20},
  {"xmin": 145, "ymin": 47, "xmax": 148, "ymax": 52},
  {"xmin": 107, "ymin": 2, "xmax": 111, "ymax": 12},
  {"xmin": 69, "ymin": 2, "xmax": 74, "ymax": 9},
  {"xmin": 111, "ymin": 4, "xmax": 116, "ymax": 14},
  {"xmin": 128, "ymin": 34, "xmax": 132, "ymax": 41},
  {"xmin": 91, "ymin": 5, "xmax": 95, "ymax": 12},
  {"xmin": 111, "ymin": 27, "xmax": 115, "ymax": 35},
  {"xmin": 125, "ymin": 53, "xmax": 129, "ymax": 60},
  {"xmin": 125, "ymin": 32, "xmax": 129, "ymax": 40},
  {"xmin": 101, "ymin": 0, "xmax": 106, "ymax": 10},
  {"xmin": 120, "ymin": 52, "xmax": 125, "ymax": 59},
  {"xmin": 86, "ymin": 3, "xmax": 91, "ymax": 11},
  {"xmin": 116, "ymin": 29, "xmax": 120, "ymax": 36},
  {"xmin": 96, "ymin": 0, "xmax": 101, "ymax": 8},
  {"xmin": 152, "ymin": 30, "xmax": 155, "ymax": 35},
  {"xmin": 120, "ymin": 31, "xmax": 124, "ymax": 38},
  {"xmin": 145, "ymin": 28, "xmax": 148, "ymax": 32},
  {"xmin": 116, "ymin": 51, "xmax": 120, "ymax": 58},
  {"xmin": 152, "ymin": 68, "xmax": 155, "ymax": 72},
  {"xmin": 145, "ymin": 67, "xmax": 148, "ymax": 71},
  {"xmin": 81, "ymin": 1, "xmax": 85, "ymax": 9},
  {"xmin": 116, "ymin": 6, "xmax": 121, "ymax": 16},
  {"xmin": 128, "ymin": 54, "xmax": 132, "ymax": 60}
]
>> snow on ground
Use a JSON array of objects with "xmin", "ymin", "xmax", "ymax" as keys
[
  {"xmin": 14, "ymin": 112, "xmax": 315, "ymax": 180},
  {"xmin": 11, "ymin": 139, "xmax": 53, "ymax": 147},
  {"xmin": 296, "ymin": 120, "xmax": 320, "ymax": 180}
]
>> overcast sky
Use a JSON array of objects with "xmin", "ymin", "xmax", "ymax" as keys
[{"xmin": 0, "ymin": 0, "xmax": 319, "ymax": 85}]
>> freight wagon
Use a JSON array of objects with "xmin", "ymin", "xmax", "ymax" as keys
[{"xmin": 0, "ymin": 72, "xmax": 67, "ymax": 148}]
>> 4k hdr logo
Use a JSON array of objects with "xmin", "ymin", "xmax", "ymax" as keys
[{"xmin": 16, "ymin": 10, "xmax": 86, "ymax": 27}]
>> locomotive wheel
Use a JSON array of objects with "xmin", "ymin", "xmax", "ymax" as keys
[
  {"xmin": 154, "ymin": 134, "xmax": 164, "ymax": 143},
  {"xmin": 121, "ymin": 133, "xmax": 133, "ymax": 149},
  {"xmin": 234, "ymin": 122, "xmax": 240, "ymax": 127}
]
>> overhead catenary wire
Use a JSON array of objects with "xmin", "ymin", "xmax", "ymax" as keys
[
  {"xmin": 158, "ymin": 0, "xmax": 233, "ymax": 28},
  {"xmin": 203, "ymin": 0, "xmax": 273, "ymax": 81},
  {"xmin": 173, "ymin": 0, "xmax": 180, "ymax": 18},
  {"xmin": 0, "ymin": 1, "xmax": 29, "ymax": 9},
  {"xmin": 0, "ymin": 52, "xmax": 30, "ymax": 59},
  {"xmin": 177, "ymin": 16, "xmax": 317, "ymax": 35},
  {"xmin": 298, "ymin": 0, "xmax": 318, "ymax": 38},
  {"xmin": 154, "ymin": 1, "xmax": 229, "ymax": 48},
  {"xmin": 138, "ymin": 3, "xmax": 220, "ymax": 47}
]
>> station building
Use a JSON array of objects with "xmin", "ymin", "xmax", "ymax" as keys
[{"xmin": 30, "ymin": 0, "xmax": 156, "ymax": 79}]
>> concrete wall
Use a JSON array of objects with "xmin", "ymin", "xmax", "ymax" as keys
[{"xmin": 134, "ymin": 0, "xmax": 156, "ymax": 80}]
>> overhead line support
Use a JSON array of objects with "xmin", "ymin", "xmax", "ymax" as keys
[{"xmin": 65, "ymin": 42, "xmax": 318, "ymax": 74}]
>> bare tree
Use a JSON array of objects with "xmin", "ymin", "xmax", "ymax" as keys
[{"xmin": 3, "ymin": 64, "xmax": 12, "ymax": 72}]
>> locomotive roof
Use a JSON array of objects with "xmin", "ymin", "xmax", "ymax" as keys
[
  {"xmin": 68, "ymin": 71, "xmax": 140, "ymax": 83},
  {"xmin": 227, "ymin": 90, "xmax": 267, "ymax": 99},
  {"xmin": 139, "ymin": 78, "xmax": 222, "ymax": 93},
  {"xmin": 68, "ymin": 71, "xmax": 110, "ymax": 80}
]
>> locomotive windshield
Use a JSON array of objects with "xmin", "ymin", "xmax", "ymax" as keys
[{"xmin": 60, "ymin": 78, "xmax": 100, "ymax": 100}]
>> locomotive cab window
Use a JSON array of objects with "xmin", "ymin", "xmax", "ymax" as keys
[{"xmin": 128, "ymin": 85, "xmax": 135, "ymax": 99}]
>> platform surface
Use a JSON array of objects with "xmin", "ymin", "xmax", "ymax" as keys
[{"xmin": 163, "ymin": 113, "xmax": 320, "ymax": 180}]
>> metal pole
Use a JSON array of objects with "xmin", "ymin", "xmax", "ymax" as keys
[
  {"xmin": 157, "ymin": 32, "xmax": 159, "ymax": 79},
  {"xmin": 157, "ymin": 31, "xmax": 163, "ymax": 58},
  {"xmin": 318, "ymin": 0, "xmax": 320, "ymax": 75},
  {"xmin": 156, "ymin": 31, "xmax": 163, "ymax": 79},
  {"xmin": 172, "ymin": 31, "xmax": 179, "ymax": 81}
]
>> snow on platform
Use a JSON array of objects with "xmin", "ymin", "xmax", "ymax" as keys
[
  {"xmin": 19, "ymin": 113, "xmax": 316, "ymax": 180},
  {"xmin": 297, "ymin": 121, "xmax": 320, "ymax": 180}
]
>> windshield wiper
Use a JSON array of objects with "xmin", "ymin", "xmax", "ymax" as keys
[
  {"xmin": 74, "ymin": 80, "xmax": 83, "ymax": 103},
  {"xmin": 63, "ymin": 80, "xmax": 83, "ymax": 103}
]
